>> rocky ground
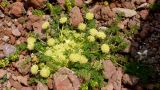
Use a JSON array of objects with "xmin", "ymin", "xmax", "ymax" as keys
[{"xmin": 0, "ymin": 0, "xmax": 160, "ymax": 90}]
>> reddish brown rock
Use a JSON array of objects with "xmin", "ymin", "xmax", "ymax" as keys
[
  {"xmin": 0, "ymin": 69, "xmax": 7, "ymax": 79},
  {"xmin": 122, "ymin": 74, "xmax": 139, "ymax": 86},
  {"xmin": 110, "ymin": 67, "xmax": 123, "ymax": 90},
  {"xmin": 21, "ymin": 87, "xmax": 33, "ymax": 90},
  {"xmin": 139, "ymin": 10, "xmax": 149, "ymax": 20},
  {"xmin": 57, "ymin": 0, "xmax": 65, "ymax": 8},
  {"xmin": 9, "ymin": 78, "xmax": 23, "ymax": 90},
  {"xmin": 75, "ymin": 0, "xmax": 83, "ymax": 7},
  {"xmin": 9, "ymin": 2, "xmax": 25, "ymax": 17},
  {"xmin": 53, "ymin": 67, "xmax": 81, "ymax": 90},
  {"xmin": 15, "ymin": 55, "xmax": 31, "ymax": 75},
  {"xmin": 17, "ymin": 75, "xmax": 29, "ymax": 86},
  {"xmin": 36, "ymin": 82, "xmax": 48, "ymax": 90},
  {"xmin": 69, "ymin": 6, "xmax": 84, "ymax": 27},
  {"xmin": 103, "ymin": 60, "xmax": 116, "ymax": 79},
  {"xmin": 28, "ymin": 0, "xmax": 47, "ymax": 9}
]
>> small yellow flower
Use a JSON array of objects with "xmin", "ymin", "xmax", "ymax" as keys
[
  {"xmin": 32, "ymin": 55, "xmax": 39, "ymax": 63},
  {"xmin": 86, "ymin": 12, "xmax": 94, "ymax": 20},
  {"xmin": 104, "ymin": 1, "xmax": 109, "ymax": 6},
  {"xmin": 96, "ymin": 31, "xmax": 106, "ymax": 39},
  {"xmin": 45, "ymin": 49, "xmax": 53, "ymax": 56},
  {"xmin": 78, "ymin": 23, "xmax": 86, "ymax": 31},
  {"xmin": 87, "ymin": 36, "xmax": 95, "ymax": 42},
  {"xmin": 101, "ymin": 44, "xmax": 110, "ymax": 53},
  {"xmin": 42, "ymin": 21, "xmax": 50, "ymax": 30},
  {"xmin": 31, "ymin": 64, "xmax": 39, "ymax": 75},
  {"xmin": 40, "ymin": 66, "xmax": 50, "ymax": 78},
  {"xmin": 47, "ymin": 38, "xmax": 55, "ymax": 46},
  {"xmin": 60, "ymin": 17, "xmax": 67, "ymax": 24},
  {"xmin": 27, "ymin": 37, "xmax": 36, "ymax": 44},
  {"xmin": 27, "ymin": 43, "xmax": 34, "ymax": 50},
  {"xmin": 79, "ymin": 55, "xmax": 88, "ymax": 64},
  {"xmin": 69, "ymin": 53, "xmax": 81, "ymax": 62},
  {"xmin": 89, "ymin": 28, "xmax": 98, "ymax": 36}
]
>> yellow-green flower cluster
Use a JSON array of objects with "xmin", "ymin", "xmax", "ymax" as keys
[
  {"xmin": 31, "ymin": 64, "xmax": 39, "ymax": 75},
  {"xmin": 47, "ymin": 38, "xmax": 55, "ymax": 46},
  {"xmin": 96, "ymin": 31, "xmax": 106, "ymax": 39},
  {"xmin": 87, "ymin": 36, "xmax": 95, "ymax": 42},
  {"xmin": 78, "ymin": 23, "xmax": 86, "ymax": 31},
  {"xmin": 40, "ymin": 66, "xmax": 50, "ymax": 78},
  {"xmin": 69, "ymin": 53, "xmax": 88, "ymax": 64},
  {"xmin": 60, "ymin": 17, "xmax": 67, "ymax": 24},
  {"xmin": 101, "ymin": 44, "xmax": 110, "ymax": 53},
  {"xmin": 27, "ymin": 37, "xmax": 36, "ymax": 50},
  {"xmin": 86, "ymin": 12, "xmax": 94, "ymax": 20},
  {"xmin": 89, "ymin": 28, "xmax": 106, "ymax": 40},
  {"xmin": 42, "ymin": 21, "xmax": 50, "ymax": 30}
]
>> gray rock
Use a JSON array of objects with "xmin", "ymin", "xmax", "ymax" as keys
[
  {"xmin": 0, "ymin": 10, "xmax": 4, "ymax": 18},
  {"xmin": 2, "ymin": 44, "xmax": 16, "ymax": 57},
  {"xmin": 112, "ymin": 8, "xmax": 137, "ymax": 17}
]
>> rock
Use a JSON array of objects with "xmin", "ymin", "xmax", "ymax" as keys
[
  {"xmin": 0, "ymin": 10, "xmax": 4, "ymax": 18},
  {"xmin": 122, "ymin": 2, "xmax": 135, "ymax": 9},
  {"xmin": 57, "ymin": 0, "xmax": 65, "ymax": 8},
  {"xmin": 15, "ymin": 55, "xmax": 31, "ymax": 75},
  {"xmin": 9, "ymin": 78, "xmax": 23, "ymax": 90},
  {"xmin": 137, "ymin": 3, "xmax": 149, "ymax": 9},
  {"xmin": 21, "ymin": 87, "xmax": 33, "ymax": 90},
  {"xmin": 11, "ymin": 28, "xmax": 21, "ymax": 37},
  {"xmin": 36, "ymin": 82, "xmax": 48, "ymax": 90},
  {"xmin": 53, "ymin": 67, "xmax": 81, "ymax": 90},
  {"xmin": 110, "ymin": 3, "xmax": 116, "ymax": 9},
  {"xmin": 17, "ymin": 76, "xmax": 28, "ymax": 86},
  {"xmin": 103, "ymin": 60, "xmax": 116, "ymax": 79},
  {"xmin": 75, "ymin": 0, "xmax": 83, "ymax": 7},
  {"xmin": 32, "ymin": 21, "xmax": 46, "ymax": 39},
  {"xmin": 148, "ymin": 0, "xmax": 156, "ymax": 4},
  {"xmin": 122, "ymin": 74, "xmax": 139, "ymax": 86},
  {"xmin": 139, "ymin": 10, "xmax": 149, "ymax": 20},
  {"xmin": 0, "ymin": 51, "xmax": 5, "ymax": 58},
  {"xmin": 2, "ymin": 44, "xmax": 16, "ymax": 57},
  {"xmin": 2, "ymin": 36, "xmax": 10, "ymax": 42},
  {"xmin": 102, "ymin": 83, "xmax": 113, "ymax": 90},
  {"xmin": 47, "ymin": 78, "xmax": 53, "ymax": 89},
  {"xmin": 9, "ymin": 2, "xmax": 25, "ymax": 17},
  {"xmin": 28, "ymin": 0, "xmax": 47, "ymax": 9},
  {"xmin": 69, "ymin": 6, "xmax": 84, "ymax": 27},
  {"xmin": 135, "ymin": 0, "xmax": 146, "ymax": 5},
  {"xmin": 89, "ymin": 4, "xmax": 102, "ymax": 20},
  {"xmin": 118, "ymin": 22, "xmax": 125, "ymax": 29},
  {"xmin": 109, "ymin": 67, "xmax": 123, "ymax": 90},
  {"xmin": 0, "ymin": 69, "xmax": 7, "ymax": 79},
  {"xmin": 112, "ymin": 8, "xmax": 137, "ymax": 17}
]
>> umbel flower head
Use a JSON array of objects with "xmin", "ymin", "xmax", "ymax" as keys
[
  {"xmin": 86, "ymin": 12, "xmax": 94, "ymax": 20},
  {"xmin": 101, "ymin": 44, "xmax": 110, "ymax": 53},
  {"xmin": 47, "ymin": 38, "xmax": 55, "ymax": 46},
  {"xmin": 69, "ymin": 53, "xmax": 81, "ymax": 62},
  {"xmin": 31, "ymin": 64, "xmax": 39, "ymax": 75},
  {"xmin": 79, "ymin": 55, "xmax": 88, "ymax": 64},
  {"xmin": 60, "ymin": 16, "xmax": 67, "ymax": 24},
  {"xmin": 27, "ymin": 37, "xmax": 36, "ymax": 50},
  {"xmin": 40, "ymin": 66, "xmax": 50, "ymax": 78},
  {"xmin": 45, "ymin": 49, "xmax": 53, "ymax": 56},
  {"xmin": 78, "ymin": 23, "xmax": 86, "ymax": 31},
  {"xmin": 42, "ymin": 21, "xmax": 50, "ymax": 30},
  {"xmin": 89, "ymin": 28, "xmax": 98, "ymax": 36},
  {"xmin": 96, "ymin": 31, "xmax": 106, "ymax": 39},
  {"xmin": 87, "ymin": 36, "xmax": 95, "ymax": 42}
]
